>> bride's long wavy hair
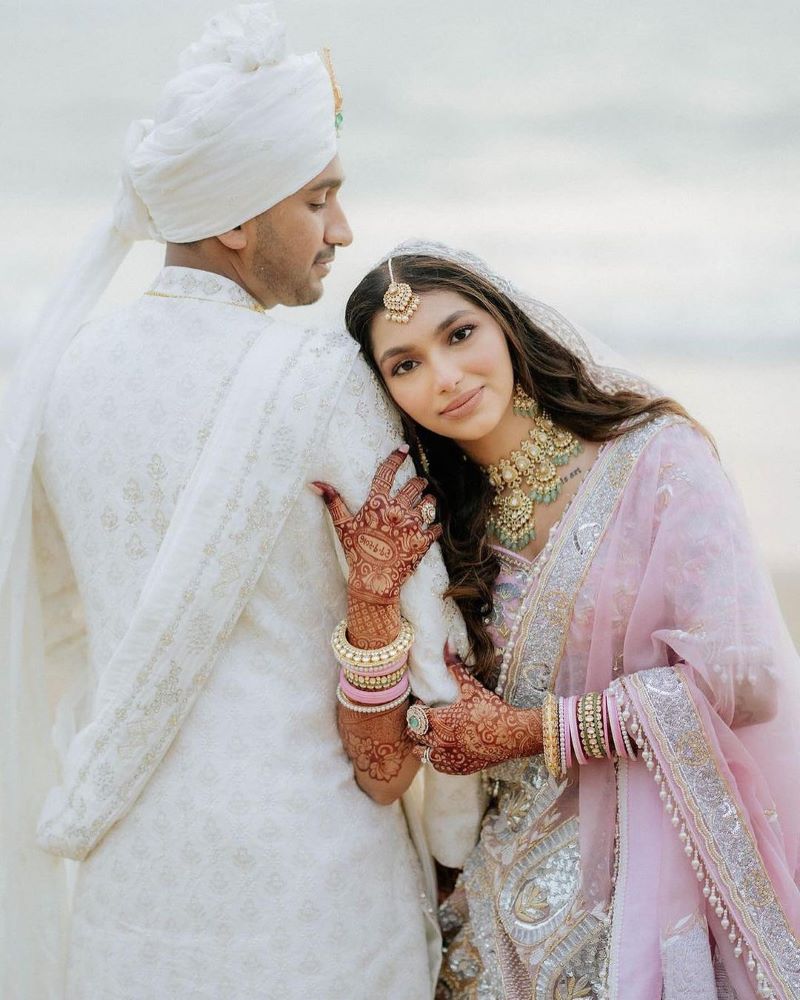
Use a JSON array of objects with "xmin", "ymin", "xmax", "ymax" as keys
[{"xmin": 345, "ymin": 255, "xmax": 695, "ymax": 686}]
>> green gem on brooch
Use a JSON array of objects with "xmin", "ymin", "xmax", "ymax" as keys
[{"xmin": 335, "ymin": 111, "xmax": 344, "ymax": 135}]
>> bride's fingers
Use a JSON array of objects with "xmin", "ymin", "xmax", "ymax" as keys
[
  {"xmin": 370, "ymin": 445, "xmax": 410, "ymax": 497},
  {"xmin": 410, "ymin": 744, "xmax": 443, "ymax": 770},
  {"xmin": 424, "ymin": 523, "xmax": 443, "ymax": 544},
  {"xmin": 310, "ymin": 482, "xmax": 351, "ymax": 527},
  {"xmin": 407, "ymin": 725, "xmax": 436, "ymax": 748},
  {"xmin": 394, "ymin": 476, "xmax": 428, "ymax": 507}
]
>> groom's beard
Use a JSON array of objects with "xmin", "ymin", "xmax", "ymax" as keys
[{"xmin": 251, "ymin": 216, "xmax": 329, "ymax": 307}]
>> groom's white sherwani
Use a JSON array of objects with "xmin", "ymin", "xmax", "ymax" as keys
[{"xmin": 31, "ymin": 267, "xmax": 477, "ymax": 999}]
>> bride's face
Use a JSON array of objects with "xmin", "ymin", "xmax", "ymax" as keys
[{"xmin": 370, "ymin": 289, "xmax": 515, "ymax": 443}]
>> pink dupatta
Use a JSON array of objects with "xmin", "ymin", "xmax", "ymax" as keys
[{"xmin": 499, "ymin": 416, "xmax": 800, "ymax": 999}]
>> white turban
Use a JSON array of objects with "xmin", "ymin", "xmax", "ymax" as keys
[{"xmin": 116, "ymin": 4, "xmax": 337, "ymax": 242}]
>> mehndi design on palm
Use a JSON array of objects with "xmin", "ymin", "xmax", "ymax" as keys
[{"xmin": 313, "ymin": 446, "xmax": 441, "ymax": 605}]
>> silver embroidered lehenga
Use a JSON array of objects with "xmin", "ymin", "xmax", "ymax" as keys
[{"xmin": 434, "ymin": 415, "xmax": 800, "ymax": 1000}]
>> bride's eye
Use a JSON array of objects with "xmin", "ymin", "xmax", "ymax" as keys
[
  {"xmin": 450, "ymin": 325, "xmax": 475, "ymax": 344},
  {"xmin": 392, "ymin": 359, "xmax": 419, "ymax": 377}
]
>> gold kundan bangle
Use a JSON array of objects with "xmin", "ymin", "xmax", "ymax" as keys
[
  {"xmin": 331, "ymin": 616, "xmax": 414, "ymax": 669},
  {"xmin": 587, "ymin": 692, "xmax": 606, "ymax": 760},
  {"xmin": 342, "ymin": 665, "xmax": 408, "ymax": 691},
  {"xmin": 542, "ymin": 693, "xmax": 562, "ymax": 778},
  {"xmin": 585, "ymin": 693, "xmax": 596, "ymax": 757},
  {"xmin": 581, "ymin": 693, "xmax": 595, "ymax": 758},
  {"xmin": 577, "ymin": 694, "xmax": 591, "ymax": 760},
  {"xmin": 590, "ymin": 692, "xmax": 607, "ymax": 758}
]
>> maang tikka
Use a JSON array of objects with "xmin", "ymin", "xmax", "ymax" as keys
[{"xmin": 383, "ymin": 259, "xmax": 420, "ymax": 324}]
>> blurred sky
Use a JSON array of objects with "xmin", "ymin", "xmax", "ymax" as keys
[{"xmin": 2, "ymin": 0, "xmax": 799, "ymax": 360}]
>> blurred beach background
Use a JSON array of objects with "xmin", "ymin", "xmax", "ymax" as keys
[{"xmin": 2, "ymin": 0, "xmax": 798, "ymax": 644}]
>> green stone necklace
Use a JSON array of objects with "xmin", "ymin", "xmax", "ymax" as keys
[{"xmin": 483, "ymin": 386, "xmax": 582, "ymax": 551}]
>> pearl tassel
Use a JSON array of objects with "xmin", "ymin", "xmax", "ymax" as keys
[{"xmin": 614, "ymin": 682, "xmax": 776, "ymax": 1000}]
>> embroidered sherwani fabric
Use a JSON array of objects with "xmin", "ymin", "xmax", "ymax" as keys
[
  {"xmin": 33, "ymin": 267, "xmax": 472, "ymax": 1000},
  {"xmin": 437, "ymin": 419, "xmax": 800, "ymax": 1000}
]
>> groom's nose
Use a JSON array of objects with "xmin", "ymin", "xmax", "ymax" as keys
[{"xmin": 326, "ymin": 199, "xmax": 353, "ymax": 247}]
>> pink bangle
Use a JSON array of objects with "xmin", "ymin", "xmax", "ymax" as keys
[
  {"xmin": 602, "ymin": 690, "xmax": 613, "ymax": 760},
  {"xmin": 568, "ymin": 695, "xmax": 588, "ymax": 766},
  {"xmin": 560, "ymin": 697, "xmax": 572, "ymax": 770},
  {"xmin": 606, "ymin": 692, "xmax": 629, "ymax": 759},
  {"xmin": 338, "ymin": 670, "xmax": 410, "ymax": 706}
]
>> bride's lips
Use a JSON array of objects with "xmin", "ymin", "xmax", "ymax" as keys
[{"xmin": 440, "ymin": 386, "xmax": 484, "ymax": 418}]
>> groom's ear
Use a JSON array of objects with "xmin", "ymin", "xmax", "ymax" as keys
[{"xmin": 216, "ymin": 226, "xmax": 247, "ymax": 251}]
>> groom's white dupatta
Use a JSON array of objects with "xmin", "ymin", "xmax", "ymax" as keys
[{"xmin": 35, "ymin": 325, "xmax": 357, "ymax": 859}]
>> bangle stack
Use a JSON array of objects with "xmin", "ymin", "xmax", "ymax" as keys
[
  {"xmin": 542, "ymin": 689, "xmax": 639, "ymax": 772},
  {"xmin": 332, "ymin": 616, "xmax": 414, "ymax": 714}
]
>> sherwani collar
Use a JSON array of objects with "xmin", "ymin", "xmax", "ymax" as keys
[{"xmin": 147, "ymin": 266, "xmax": 266, "ymax": 313}]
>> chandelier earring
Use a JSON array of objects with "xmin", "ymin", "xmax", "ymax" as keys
[{"xmin": 512, "ymin": 383, "xmax": 538, "ymax": 417}]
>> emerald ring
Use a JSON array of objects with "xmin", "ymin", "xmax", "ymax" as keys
[{"xmin": 407, "ymin": 703, "xmax": 430, "ymax": 736}]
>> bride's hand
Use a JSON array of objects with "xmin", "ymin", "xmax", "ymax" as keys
[
  {"xmin": 408, "ymin": 652, "xmax": 542, "ymax": 775},
  {"xmin": 311, "ymin": 445, "xmax": 441, "ymax": 606}
]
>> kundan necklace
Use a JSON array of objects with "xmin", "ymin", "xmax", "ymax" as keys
[{"xmin": 483, "ymin": 385, "xmax": 582, "ymax": 551}]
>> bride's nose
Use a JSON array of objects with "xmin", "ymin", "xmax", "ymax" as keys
[{"xmin": 434, "ymin": 363, "xmax": 462, "ymax": 394}]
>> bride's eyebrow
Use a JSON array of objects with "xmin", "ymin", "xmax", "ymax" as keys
[
  {"xmin": 378, "ymin": 310, "xmax": 472, "ymax": 366},
  {"xmin": 379, "ymin": 344, "xmax": 413, "ymax": 365}
]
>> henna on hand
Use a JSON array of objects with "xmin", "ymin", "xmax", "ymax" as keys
[
  {"xmin": 338, "ymin": 700, "xmax": 416, "ymax": 783},
  {"xmin": 312, "ymin": 446, "xmax": 442, "ymax": 608},
  {"xmin": 409, "ymin": 656, "xmax": 543, "ymax": 775},
  {"xmin": 345, "ymin": 598, "xmax": 401, "ymax": 650}
]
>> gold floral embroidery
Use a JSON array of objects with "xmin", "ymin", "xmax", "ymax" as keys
[
  {"xmin": 555, "ymin": 974, "xmax": 593, "ymax": 999},
  {"xmin": 514, "ymin": 881, "xmax": 551, "ymax": 921}
]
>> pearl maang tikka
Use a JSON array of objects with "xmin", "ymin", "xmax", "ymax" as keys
[{"xmin": 383, "ymin": 258, "xmax": 420, "ymax": 324}]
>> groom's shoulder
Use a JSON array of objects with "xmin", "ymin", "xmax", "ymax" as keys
[
  {"xmin": 288, "ymin": 322, "xmax": 360, "ymax": 365},
  {"xmin": 282, "ymin": 323, "xmax": 380, "ymax": 396}
]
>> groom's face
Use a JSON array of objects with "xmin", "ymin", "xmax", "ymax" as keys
[{"xmin": 241, "ymin": 156, "xmax": 352, "ymax": 308}]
